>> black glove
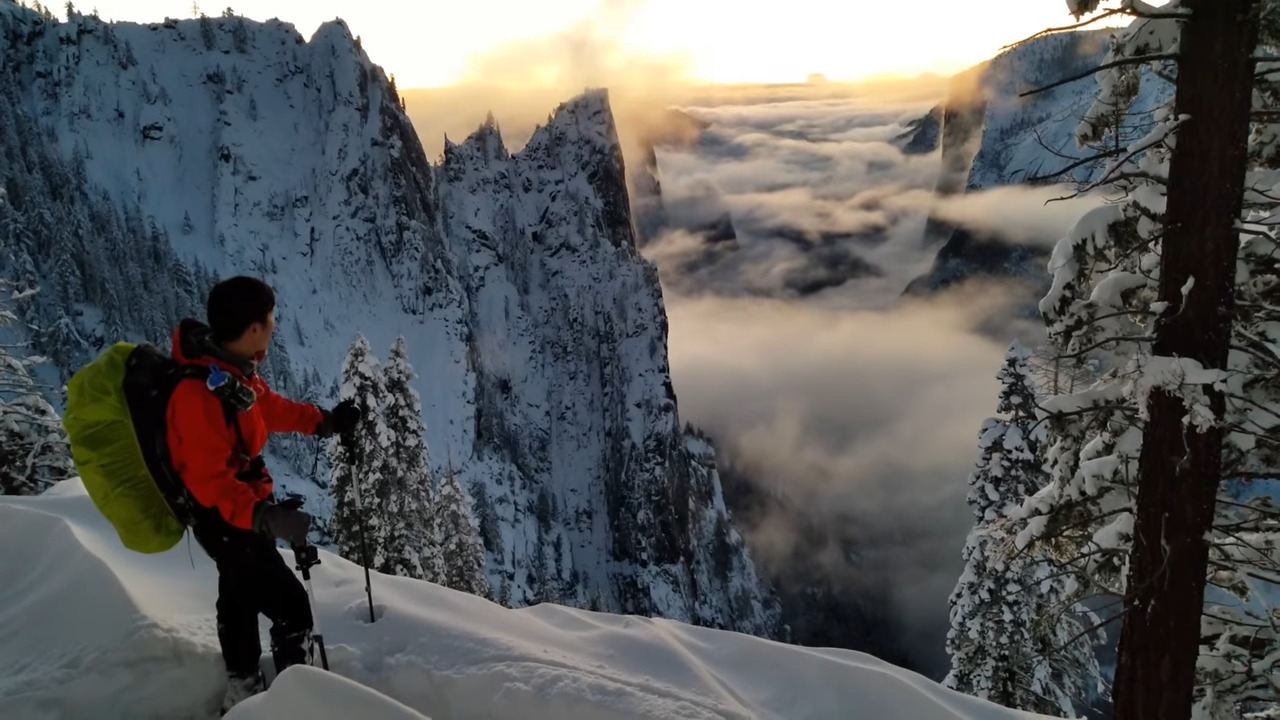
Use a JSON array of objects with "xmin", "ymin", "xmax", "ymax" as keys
[
  {"xmin": 235, "ymin": 456, "xmax": 270, "ymax": 485},
  {"xmin": 316, "ymin": 399, "xmax": 360, "ymax": 437},
  {"xmin": 277, "ymin": 493, "xmax": 306, "ymax": 511},
  {"xmin": 253, "ymin": 500, "xmax": 313, "ymax": 546}
]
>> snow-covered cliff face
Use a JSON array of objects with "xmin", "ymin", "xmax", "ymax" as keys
[
  {"xmin": 907, "ymin": 29, "xmax": 1171, "ymax": 292},
  {"xmin": 0, "ymin": 3, "xmax": 780, "ymax": 637},
  {"xmin": 961, "ymin": 30, "xmax": 1111, "ymax": 190},
  {"xmin": 437, "ymin": 101, "xmax": 778, "ymax": 629}
]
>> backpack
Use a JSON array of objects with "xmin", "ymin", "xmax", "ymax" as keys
[{"xmin": 62, "ymin": 342, "xmax": 225, "ymax": 553}]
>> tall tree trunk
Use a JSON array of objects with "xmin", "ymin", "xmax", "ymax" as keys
[{"xmin": 1112, "ymin": 2, "xmax": 1259, "ymax": 719}]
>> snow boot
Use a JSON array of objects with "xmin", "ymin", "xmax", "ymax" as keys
[
  {"xmin": 270, "ymin": 626, "xmax": 310, "ymax": 674},
  {"xmin": 258, "ymin": 653, "xmax": 279, "ymax": 689},
  {"xmin": 219, "ymin": 670, "xmax": 265, "ymax": 716}
]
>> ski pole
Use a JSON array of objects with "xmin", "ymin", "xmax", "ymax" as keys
[
  {"xmin": 342, "ymin": 430, "xmax": 377, "ymax": 624},
  {"xmin": 293, "ymin": 544, "xmax": 330, "ymax": 670}
]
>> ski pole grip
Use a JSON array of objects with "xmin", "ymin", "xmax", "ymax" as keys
[{"xmin": 293, "ymin": 543, "xmax": 319, "ymax": 570}]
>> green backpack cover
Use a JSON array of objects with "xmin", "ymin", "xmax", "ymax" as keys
[{"xmin": 62, "ymin": 342, "xmax": 206, "ymax": 553}]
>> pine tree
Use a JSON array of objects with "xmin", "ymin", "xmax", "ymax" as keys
[
  {"xmin": 0, "ymin": 191, "xmax": 72, "ymax": 495},
  {"xmin": 327, "ymin": 335, "xmax": 394, "ymax": 572},
  {"xmin": 199, "ymin": 13, "xmax": 214, "ymax": 50},
  {"xmin": 1107, "ymin": 5, "xmax": 1260, "ymax": 716},
  {"xmin": 1196, "ymin": 221, "xmax": 1280, "ymax": 719},
  {"xmin": 1010, "ymin": 4, "xmax": 1279, "ymax": 718},
  {"xmin": 434, "ymin": 457, "xmax": 490, "ymax": 598},
  {"xmin": 419, "ymin": 508, "xmax": 444, "ymax": 584},
  {"xmin": 469, "ymin": 479, "xmax": 502, "ymax": 557},
  {"xmin": 230, "ymin": 15, "xmax": 248, "ymax": 54},
  {"xmin": 382, "ymin": 335, "xmax": 436, "ymax": 581},
  {"xmin": 945, "ymin": 343, "xmax": 1101, "ymax": 717}
]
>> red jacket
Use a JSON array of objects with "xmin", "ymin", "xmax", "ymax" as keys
[{"xmin": 166, "ymin": 320, "xmax": 322, "ymax": 530}]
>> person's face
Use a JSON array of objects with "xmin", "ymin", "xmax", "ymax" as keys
[{"xmin": 243, "ymin": 311, "xmax": 275, "ymax": 359}]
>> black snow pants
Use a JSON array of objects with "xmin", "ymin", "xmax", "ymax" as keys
[{"xmin": 193, "ymin": 517, "xmax": 312, "ymax": 678}]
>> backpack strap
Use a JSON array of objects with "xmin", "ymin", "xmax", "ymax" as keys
[
  {"xmin": 224, "ymin": 402, "xmax": 251, "ymax": 466},
  {"xmin": 200, "ymin": 363, "xmax": 257, "ymax": 413}
]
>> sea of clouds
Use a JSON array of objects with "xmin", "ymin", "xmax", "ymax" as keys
[{"xmin": 401, "ymin": 10, "xmax": 1100, "ymax": 676}]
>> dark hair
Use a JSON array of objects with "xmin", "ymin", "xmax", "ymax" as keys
[{"xmin": 207, "ymin": 276, "xmax": 275, "ymax": 344}]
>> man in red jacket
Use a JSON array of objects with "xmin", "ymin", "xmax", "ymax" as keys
[{"xmin": 167, "ymin": 276, "xmax": 358, "ymax": 714}]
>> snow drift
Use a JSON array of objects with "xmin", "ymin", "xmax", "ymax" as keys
[{"xmin": 0, "ymin": 481, "xmax": 1048, "ymax": 720}]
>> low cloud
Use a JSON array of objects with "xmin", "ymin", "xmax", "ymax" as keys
[
  {"xmin": 664, "ymin": 287, "xmax": 1040, "ymax": 675},
  {"xmin": 917, "ymin": 185, "xmax": 1104, "ymax": 246},
  {"xmin": 681, "ymin": 99, "xmax": 924, "ymax": 141},
  {"xmin": 645, "ymin": 98, "xmax": 1102, "ymax": 306},
  {"xmin": 644, "ymin": 98, "xmax": 942, "ymax": 300}
]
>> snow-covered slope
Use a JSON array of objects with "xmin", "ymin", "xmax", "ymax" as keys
[
  {"xmin": 0, "ymin": 481, "xmax": 1050, "ymax": 720},
  {"xmin": 0, "ymin": 3, "xmax": 778, "ymax": 635}
]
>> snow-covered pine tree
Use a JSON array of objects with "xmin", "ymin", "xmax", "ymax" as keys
[
  {"xmin": 434, "ymin": 457, "xmax": 490, "ymax": 598},
  {"xmin": 1010, "ymin": 7, "xmax": 1182, "ymax": 703},
  {"xmin": 1194, "ymin": 39, "xmax": 1280, "ymax": 713},
  {"xmin": 382, "ymin": 334, "xmax": 437, "ymax": 581},
  {"xmin": 945, "ymin": 343, "xmax": 1101, "ymax": 717},
  {"xmin": 0, "ymin": 192, "xmax": 72, "ymax": 496},
  {"xmin": 0, "ymin": 325, "xmax": 71, "ymax": 494},
  {"xmin": 327, "ymin": 334, "xmax": 395, "ymax": 572},
  {"xmin": 419, "ymin": 506, "xmax": 444, "ymax": 585},
  {"xmin": 1015, "ymin": 3, "xmax": 1279, "ymax": 718},
  {"xmin": 468, "ymin": 479, "xmax": 502, "ymax": 560},
  {"xmin": 946, "ymin": 349, "xmax": 1043, "ymax": 705},
  {"xmin": 1107, "ymin": 6, "xmax": 1261, "ymax": 714}
]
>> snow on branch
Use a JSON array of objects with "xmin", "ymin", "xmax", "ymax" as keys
[
  {"xmin": 1070, "ymin": 0, "xmax": 1188, "ymax": 17},
  {"xmin": 1084, "ymin": 114, "xmax": 1187, "ymax": 192},
  {"xmin": 1132, "ymin": 355, "xmax": 1228, "ymax": 430}
]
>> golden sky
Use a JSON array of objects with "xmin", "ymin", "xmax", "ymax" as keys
[{"xmin": 75, "ymin": 0, "xmax": 1123, "ymax": 88}]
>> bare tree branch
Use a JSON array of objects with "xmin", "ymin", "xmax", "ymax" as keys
[
  {"xmin": 1033, "ymin": 607, "xmax": 1129, "ymax": 661},
  {"xmin": 1028, "ymin": 146, "xmax": 1125, "ymax": 183},
  {"xmin": 1002, "ymin": 8, "xmax": 1127, "ymax": 50},
  {"xmin": 1020, "ymin": 54, "xmax": 1181, "ymax": 99},
  {"xmin": 1055, "ymin": 334, "xmax": 1155, "ymax": 361}
]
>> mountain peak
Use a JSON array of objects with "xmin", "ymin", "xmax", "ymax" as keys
[
  {"xmin": 443, "ymin": 118, "xmax": 509, "ymax": 168},
  {"xmin": 311, "ymin": 17, "xmax": 355, "ymax": 45},
  {"xmin": 308, "ymin": 16, "xmax": 379, "ymax": 71},
  {"xmin": 526, "ymin": 87, "xmax": 618, "ymax": 157}
]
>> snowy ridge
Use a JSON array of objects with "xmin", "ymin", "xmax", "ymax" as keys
[
  {"xmin": 0, "ymin": 482, "xmax": 1049, "ymax": 720},
  {"xmin": 0, "ymin": 4, "xmax": 778, "ymax": 634},
  {"xmin": 440, "ymin": 91, "xmax": 777, "ymax": 630}
]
